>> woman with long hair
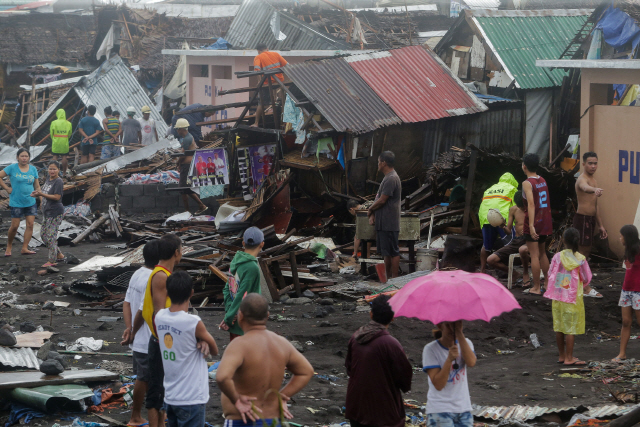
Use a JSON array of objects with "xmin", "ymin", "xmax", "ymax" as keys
[
  {"xmin": 31, "ymin": 161, "xmax": 65, "ymax": 267},
  {"xmin": 0, "ymin": 148, "xmax": 40, "ymax": 256}
]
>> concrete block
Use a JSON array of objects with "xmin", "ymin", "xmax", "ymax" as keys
[
  {"xmin": 118, "ymin": 185, "xmax": 144, "ymax": 197},
  {"xmin": 143, "ymin": 184, "xmax": 166, "ymax": 196},
  {"xmin": 119, "ymin": 197, "xmax": 134, "ymax": 209},
  {"xmin": 132, "ymin": 196, "xmax": 156, "ymax": 209},
  {"xmin": 143, "ymin": 207, "xmax": 171, "ymax": 214},
  {"xmin": 155, "ymin": 196, "xmax": 181, "ymax": 208}
]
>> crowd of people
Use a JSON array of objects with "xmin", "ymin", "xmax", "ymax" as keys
[
  {"xmin": 5, "ymin": 138, "xmax": 640, "ymax": 427},
  {"xmin": 49, "ymin": 104, "xmax": 159, "ymax": 169}
]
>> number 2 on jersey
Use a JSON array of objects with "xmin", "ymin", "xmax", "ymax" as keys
[{"xmin": 538, "ymin": 190, "xmax": 548, "ymax": 208}]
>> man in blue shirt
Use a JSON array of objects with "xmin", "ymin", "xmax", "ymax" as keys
[
  {"xmin": 170, "ymin": 104, "xmax": 214, "ymax": 143},
  {"xmin": 78, "ymin": 105, "xmax": 103, "ymax": 165}
]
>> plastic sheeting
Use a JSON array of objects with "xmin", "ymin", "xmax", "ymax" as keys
[
  {"xmin": 164, "ymin": 42, "xmax": 189, "ymax": 100},
  {"xmin": 525, "ymin": 90, "xmax": 552, "ymax": 162},
  {"xmin": 96, "ymin": 24, "xmax": 115, "ymax": 61},
  {"xmin": 596, "ymin": 6, "xmax": 640, "ymax": 50}
]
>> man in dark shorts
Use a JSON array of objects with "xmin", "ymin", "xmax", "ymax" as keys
[
  {"xmin": 175, "ymin": 118, "xmax": 207, "ymax": 215},
  {"xmin": 253, "ymin": 44, "xmax": 287, "ymax": 128},
  {"xmin": 368, "ymin": 151, "xmax": 402, "ymax": 279},
  {"xmin": 522, "ymin": 153, "xmax": 553, "ymax": 295},
  {"xmin": 77, "ymin": 105, "xmax": 103, "ymax": 165},
  {"xmin": 488, "ymin": 191, "xmax": 530, "ymax": 283},
  {"xmin": 574, "ymin": 151, "xmax": 606, "ymax": 298}
]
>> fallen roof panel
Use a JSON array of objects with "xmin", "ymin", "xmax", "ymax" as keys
[
  {"xmin": 225, "ymin": 0, "xmax": 349, "ymax": 51},
  {"xmin": 345, "ymin": 46, "xmax": 487, "ymax": 123},
  {"xmin": 0, "ymin": 346, "xmax": 39, "ymax": 370},
  {"xmin": 18, "ymin": 55, "xmax": 167, "ymax": 146},
  {"xmin": 285, "ymin": 58, "xmax": 401, "ymax": 134}
]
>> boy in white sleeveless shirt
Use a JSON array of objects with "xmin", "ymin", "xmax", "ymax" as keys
[{"xmin": 156, "ymin": 271, "xmax": 219, "ymax": 426}]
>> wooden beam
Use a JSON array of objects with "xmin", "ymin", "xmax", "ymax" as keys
[
  {"xmin": 289, "ymin": 252, "xmax": 302, "ymax": 297},
  {"xmin": 461, "ymin": 149, "xmax": 478, "ymax": 235},
  {"xmin": 196, "ymin": 112, "xmax": 272, "ymax": 126},
  {"xmin": 258, "ymin": 259, "xmax": 280, "ymax": 302},
  {"xmin": 233, "ymin": 75, "xmax": 267, "ymax": 128},
  {"xmin": 0, "ymin": 369, "xmax": 118, "ymax": 390}
]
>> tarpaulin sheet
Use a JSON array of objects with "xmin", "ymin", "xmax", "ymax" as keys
[
  {"xmin": 596, "ymin": 6, "xmax": 640, "ymax": 50},
  {"xmin": 3, "ymin": 404, "xmax": 46, "ymax": 427},
  {"xmin": 525, "ymin": 90, "xmax": 552, "ymax": 162}
]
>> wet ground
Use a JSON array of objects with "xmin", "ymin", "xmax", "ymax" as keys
[{"xmin": 0, "ymin": 233, "xmax": 637, "ymax": 426}]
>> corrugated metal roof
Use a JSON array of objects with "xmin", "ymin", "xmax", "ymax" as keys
[
  {"xmin": 74, "ymin": 56, "xmax": 168, "ymax": 136},
  {"xmin": 225, "ymin": 0, "xmax": 350, "ymax": 51},
  {"xmin": 0, "ymin": 346, "xmax": 39, "ymax": 369},
  {"xmin": 345, "ymin": 46, "xmax": 487, "ymax": 123},
  {"xmin": 473, "ymin": 404, "xmax": 640, "ymax": 422},
  {"xmin": 472, "ymin": 9, "xmax": 591, "ymax": 89},
  {"xmin": 18, "ymin": 55, "xmax": 167, "ymax": 146},
  {"xmin": 463, "ymin": 0, "xmax": 500, "ymax": 9},
  {"xmin": 284, "ymin": 58, "xmax": 401, "ymax": 134}
]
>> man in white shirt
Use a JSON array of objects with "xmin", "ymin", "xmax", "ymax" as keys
[
  {"xmin": 139, "ymin": 105, "xmax": 158, "ymax": 146},
  {"xmin": 121, "ymin": 240, "xmax": 159, "ymax": 427},
  {"xmin": 213, "ymin": 152, "xmax": 226, "ymax": 184}
]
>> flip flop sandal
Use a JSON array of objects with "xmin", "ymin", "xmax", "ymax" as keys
[
  {"xmin": 564, "ymin": 359, "xmax": 587, "ymax": 365},
  {"xmin": 523, "ymin": 288, "xmax": 543, "ymax": 296},
  {"xmin": 195, "ymin": 207, "xmax": 209, "ymax": 215},
  {"xmin": 41, "ymin": 262, "xmax": 57, "ymax": 268},
  {"xmin": 612, "ymin": 357, "xmax": 627, "ymax": 363},
  {"xmin": 584, "ymin": 288, "xmax": 603, "ymax": 298}
]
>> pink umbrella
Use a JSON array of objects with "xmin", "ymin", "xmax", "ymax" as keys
[{"xmin": 388, "ymin": 270, "xmax": 521, "ymax": 324}]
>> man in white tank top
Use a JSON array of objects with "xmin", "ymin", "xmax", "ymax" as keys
[{"xmin": 156, "ymin": 271, "xmax": 218, "ymax": 426}]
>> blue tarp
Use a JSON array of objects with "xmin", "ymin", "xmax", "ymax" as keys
[
  {"xmin": 4, "ymin": 404, "xmax": 46, "ymax": 427},
  {"xmin": 205, "ymin": 38, "xmax": 230, "ymax": 50},
  {"xmin": 596, "ymin": 6, "xmax": 640, "ymax": 50}
]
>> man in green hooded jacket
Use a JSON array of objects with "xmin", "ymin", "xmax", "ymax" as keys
[
  {"xmin": 220, "ymin": 227, "xmax": 263, "ymax": 341},
  {"xmin": 50, "ymin": 109, "xmax": 72, "ymax": 175},
  {"xmin": 478, "ymin": 172, "xmax": 519, "ymax": 274}
]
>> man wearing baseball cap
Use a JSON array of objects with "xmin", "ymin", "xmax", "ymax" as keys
[
  {"xmin": 220, "ymin": 227, "xmax": 264, "ymax": 341},
  {"xmin": 122, "ymin": 107, "xmax": 142, "ymax": 146}
]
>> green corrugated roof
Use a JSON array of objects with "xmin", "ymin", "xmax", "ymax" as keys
[{"xmin": 475, "ymin": 13, "xmax": 589, "ymax": 90}]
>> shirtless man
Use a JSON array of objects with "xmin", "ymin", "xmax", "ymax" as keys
[
  {"xmin": 574, "ymin": 151, "xmax": 606, "ymax": 298},
  {"xmin": 216, "ymin": 294, "xmax": 314, "ymax": 425},
  {"xmin": 487, "ymin": 191, "xmax": 530, "ymax": 283}
]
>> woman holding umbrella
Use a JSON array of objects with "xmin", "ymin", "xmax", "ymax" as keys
[
  {"xmin": 389, "ymin": 270, "xmax": 521, "ymax": 427},
  {"xmin": 423, "ymin": 321, "xmax": 476, "ymax": 427}
]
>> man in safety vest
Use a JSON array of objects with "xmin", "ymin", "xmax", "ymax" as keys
[
  {"xmin": 253, "ymin": 44, "xmax": 287, "ymax": 128},
  {"xmin": 478, "ymin": 172, "xmax": 519, "ymax": 274},
  {"xmin": 50, "ymin": 109, "xmax": 73, "ymax": 176}
]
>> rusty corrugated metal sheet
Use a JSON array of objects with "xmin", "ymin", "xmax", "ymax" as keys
[
  {"xmin": 0, "ymin": 346, "xmax": 39, "ymax": 369},
  {"xmin": 346, "ymin": 46, "xmax": 487, "ymax": 123},
  {"xmin": 285, "ymin": 59, "xmax": 401, "ymax": 134},
  {"xmin": 586, "ymin": 404, "xmax": 640, "ymax": 418}
]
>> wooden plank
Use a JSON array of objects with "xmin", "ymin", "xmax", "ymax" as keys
[
  {"xmin": 0, "ymin": 369, "xmax": 118, "ymax": 390},
  {"xmin": 290, "ymin": 252, "xmax": 302, "ymax": 297},
  {"xmin": 258, "ymin": 259, "xmax": 280, "ymax": 302},
  {"xmin": 208, "ymin": 265, "xmax": 229, "ymax": 282},
  {"xmin": 14, "ymin": 331, "xmax": 54, "ymax": 348},
  {"xmin": 461, "ymin": 150, "xmax": 477, "ymax": 235},
  {"xmin": 94, "ymin": 414, "xmax": 128, "ymax": 427}
]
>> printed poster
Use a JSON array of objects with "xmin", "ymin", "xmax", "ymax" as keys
[
  {"xmin": 187, "ymin": 148, "xmax": 229, "ymax": 187},
  {"xmin": 249, "ymin": 144, "xmax": 276, "ymax": 192}
]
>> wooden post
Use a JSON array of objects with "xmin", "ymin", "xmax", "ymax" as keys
[
  {"xmin": 24, "ymin": 75, "xmax": 37, "ymax": 149},
  {"xmin": 408, "ymin": 240, "xmax": 416, "ymax": 273},
  {"xmin": 461, "ymin": 150, "xmax": 478, "ymax": 235},
  {"xmin": 70, "ymin": 214, "xmax": 109, "ymax": 246},
  {"xmin": 289, "ymin": 252, "xmax": 302, "ymax": 297}
]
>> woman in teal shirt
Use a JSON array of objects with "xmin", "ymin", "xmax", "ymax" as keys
[{"xmin": 0, "ymin": 148, "xmax": 41, "ymax": 256}]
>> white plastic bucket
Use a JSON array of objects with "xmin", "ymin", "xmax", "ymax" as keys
[{"xmin": 416, "ymin": 249, "xmax": 438, "ymax": 271}]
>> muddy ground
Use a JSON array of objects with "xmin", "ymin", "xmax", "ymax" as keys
[{"xmin": 0, "ymin": 234, "xmax": 637, "ymax": 427}]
